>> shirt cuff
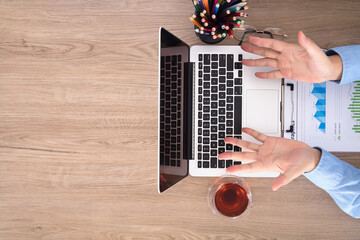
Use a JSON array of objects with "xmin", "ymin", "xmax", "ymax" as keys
[
  {"xmin": 326, "ymin": 46, "xmax": 360, "ymax": 84},
  {"xmin": 303, "ymin": 147, "xmax": 344, "ymax": 191}
]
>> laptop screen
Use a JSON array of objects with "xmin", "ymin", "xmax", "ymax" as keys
[{"xmin": 158, "ymin": 28, "xmax": 191, "ymax": 193}]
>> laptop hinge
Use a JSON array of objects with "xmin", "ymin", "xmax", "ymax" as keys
[
  {"xmin": 282, "ymin": 82, "xmax": 295, "ymax": 138},
  {"xmin": 183, "ymin": 62, "xmax": 194, "ymax": 161}
]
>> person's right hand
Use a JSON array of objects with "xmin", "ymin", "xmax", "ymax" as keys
[
  {"xmin": 218, "ymin": 128, "xmax": 321, "ymax": 191},
  {"xmin": 241, "ymin": 31, "xmax": 343, "ymax": 83}
]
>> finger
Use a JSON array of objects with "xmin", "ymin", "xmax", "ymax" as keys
[
  {"xmin": 218, "ymin": 151, "xmax": 257, "ymax": 161},
  {"xmin": 226, "ymin": 161, "xmax": 263, "ymax": 173},
  {"xmin": 242, "ymin": 128, "xmax": 268, "ymax": 142},
  {"xmin": 255, "ymin": 70, "xmax": 283, "ymax": 79},
  {"xmin": 241, "ymin": 42, "xmax": 280, "ymax": 59},
  {"xmin": 297, "ymin": 31, "xmax": 324, "ymax": 59},
  {"xmin": 223, "ymin": 137, "xmax": 260, "ymax": 151},
  {"xmin": 248, "ymin": 36, "xmax": 287, "ymax": 52},
  {"xmin": 272, "ymin": 167, "xmax": 303, "ymax": 191},
  {"xmin": 242, "ymin": 58, "xmax": 278, "ymax": 68}
]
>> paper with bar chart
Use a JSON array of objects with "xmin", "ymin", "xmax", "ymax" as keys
[{"xmin": 296, "ymin": 80, "xmax": 360, "ymax": 151}]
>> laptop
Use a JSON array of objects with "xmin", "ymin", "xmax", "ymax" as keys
[{"xmin": 158, "ymin": 27, "xmax": 282, "ymax": 193}]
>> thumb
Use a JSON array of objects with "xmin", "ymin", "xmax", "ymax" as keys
[
  {"xmin": 272, "ymin": 168, "xmax": 302, "ymax": 191},
  {"xmin": 297, "ymin": 31, "xmax": 323, "ymax": 58}
]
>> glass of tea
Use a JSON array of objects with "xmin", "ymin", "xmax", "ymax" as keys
[{"xmin": 208, "ymin": 175, "xmax": 253, "ymax": 220}]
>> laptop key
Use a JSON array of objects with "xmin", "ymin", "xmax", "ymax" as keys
[
  {"xmin": 219, "ymin": 83, "xmax": 226, "ymax": 91},
  {"xmin": 204, "ymin": 74, "xmax": 210, "ymax": 80},
  {"xmin": 211, "ymin": 102, "xmax": 218, "ymax": 108},
  {"xmin": 211, "ymin": 134, "xmax": 217, "ymax": 140},
  {"xmin": 219, "ymin": 132, "xmax": 225, "ymax": 139},
  {"xmin": 203, "ymin": 145, "xmax": 209, "ymax": 152},
  {"xmin": 226, "ymin": 104, "xmax": 233, "ymax": 111},
  {"xmin": 203, "ymin": 161, "xmax": 210, "ymax": 168},
  {"xmin": 203, "ymin": 153, "xmax": 210, "ymax": 160},
  {"xmin": 226, "ymin": 112, "xmax": 233, "ymax": 118},
  {"xmin": 219, "ymin": 68, "xmax": 226, "ymax": 75},
  {"xmin": 219, "ymin": 108, "xmax": 225, "ymax": 115},
  {"xmin": 226, "ymin": 128, "xmax": 233, "ymax": 134},
  {"xmin": 235, "ymin": 78, "xmax": 242, "ymax": 85},
  {"xmin": 199, "ymin": 54, "xmax": 203, "ymax": 61},
  {"xmin": 198, "ymin": 62, "xmax": 202, "ymax": 69},
  {"xmin": 238, "ymin": 70, "xmax": 243, "ymax": 77},
  {"xmin": 235, "ymin": 86, "xmax": 242, "ymax": 95},
  {"xmin": 219, "ymin": 92, "xmax": 226, "ymax": 99},
  {"xmin": 219, "ymin": 76, "xmax": 225, "ymax": 83},
  {"xmin": 226, "ymin": 120, "xmax": 233, "ymax": 127},
  {"xmin": 203, "ymin": 121, "xmax": 210, "ymax": 128},
  {"xmin": 226, "ymin": 160, "xmax": 233, "ymax": 168},
  {"xmin": 211, "ymin": 150, "xmax": 217, "ymax": 156},
  {"xmin": 227, "ymin": 96, "xmax": 233, "ymax": 103},
  {"xmin": 204, "ymin": 82, "xmax": 210, "ymax": 89},
  {"xmin": 203, "ymin": 130, "xmax": 210, "ymax": 136},
  {"xmin": 227, "ymin": 72, "xmax": 234, "ymax": 79},
  {"xmin": 227, "ymin": 88, "xmax": 233, "ymax": 95},
  {"xmin": 219, "ymin": 116, "xmax": 225, "ymax": 123},
  {"xmin": 227, "ymin": 80, "xmax": 233, "ymax": 87},
  {"xmin": 211, "ymin": 126, "xmax": 217, "ymax": 132},
  {"xmin": 218, "ymin": 148, "xmax": 225, "ymax": 154},
  {"xmin": 219, "ymin": 100, "xmax": 225, "ymax": 107},
  {"xmin": 211, "ymin": 141, "xmax": 217, "ymax": 148},
  {"xmin": 211, "ymin": 86, "xmax": 218, "ymax": 93},
  {"xmin": 211, "ymin": 70, "xmax": 218, "ymax": 77},
  {"xmin": 226, "ymin": 144, "xmax": 233, "ymax": 150},
  {"xmin": 204, "ymin": 97, "xmax": 210, "ymax": 104},
  {"xmin": 235, "ymin": 62, "xmax": 242, "ymax": 69},
  {"xmin": 234, "ymin": 96, "xmax": 242, "ymax": 135},
  {"xmin": 198, "ymin": 161, "xmax": 202, "ymax": 168},
  {"xmin": 211, "ymin": 62, "xmax": 218, "ymax": 69},
  {"xmin": 219, "ymin": 160, "xmax": 225, "ymax": 168},
  {"xmin": 211, "ymin": 110, "xmax": 217, "ymax": 116},
  {"xmin": 234, "ymin": 146, "xmax": 242, "ymax": 152},
  {"xmin": 211, "ymin": 78, "xmax": 218, "ymax": 85},
  {"xmin": 238, "ymin": 54, "xmax": 242, "ymax": 61},
  {"xmin": 204, "ymin": 66, "xmax": 210, "ymax": 73},
  {"xmin": 219, "ymin": 54, "xmax": 226, "ymax": 67},
  {"xmin": 211, "ymin": 158, "xmax": 217, "ymax": 168},
  {"xmin": 234, "ymin": 161, "xmax": 242, "ymax": 165},
  {"xmin": 211, "ymin": 54, "xmax": 218, "ymax": 61},
  {"xmin": 198, "ymin": 153, "xmax": 202, "ymax": 160},
  {"xmin": 204, "ymin": 54, "xmax": 210, "ymax": 65},
  {"xmin": 204, "ymin": 138, "xmax": 210, "ymax": 144},
  {"xmin": 211, "ymin": 118, "xmax": 217, "ymax": 124},
  {"xmin": 203, "ymin": 106, "xmax": 210, "ymax": 112},
  {"xmin": 227, "ymin": 54, "xmax": 234, "ymax": 71},
  {"xmin": 203, "ymin": 114, "xmax": 210, "ymax": 120},
  {"xmin": 218, "ymin": 140, "xmax": 225, "ymax": 146},
  {"xmin": 211, "ymin": 94, "xmax": 217, "ymax": 101},
  {"xmin": 204, "ymin": 90, "xmax": 210, "ymax": 97}
]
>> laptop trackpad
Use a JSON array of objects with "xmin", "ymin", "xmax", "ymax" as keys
[{"xmin": 246, "ymin": 89, "xmax": 279, "ymax": 134}]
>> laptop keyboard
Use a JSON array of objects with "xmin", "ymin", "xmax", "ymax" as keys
[
  {"xmin": 197, "ymin": 54, "xmax": 243, "ymax": 169},
  {"xmin": 160, "ymin": 55, "xmax": 182, "ymax": 167}
]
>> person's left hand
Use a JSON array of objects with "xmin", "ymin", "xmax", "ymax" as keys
[{"xmin": 218, "ymin": 128, "xmax": 321, "ymax": 191}]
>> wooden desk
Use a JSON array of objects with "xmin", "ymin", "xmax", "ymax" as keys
[{"xmin": 1, "ymin": 0, "xmax": 359, "ymax": 239}]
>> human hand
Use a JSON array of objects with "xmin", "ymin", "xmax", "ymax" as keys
[
  {"xmin": 241, "ymin": 31, "xmax": 343, "ymax": 83},
  {"xmin": 218, "ymin": 128, "xmax": 321, "ymax": 191}
]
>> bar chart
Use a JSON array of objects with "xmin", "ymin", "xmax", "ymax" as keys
[
  {"xmin": 311, "ymin": 82, "xmax": 326, "ymax": 133},
  {"xmin": 349, "ymin": 81, "xmax": 360, "ymax": 133}
]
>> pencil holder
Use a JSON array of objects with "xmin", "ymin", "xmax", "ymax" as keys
[{"xmin": 189, "ymin": 0, "xmax": 248, "ymax": 44}]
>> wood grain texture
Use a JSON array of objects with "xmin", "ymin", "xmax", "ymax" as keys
[{"xmin": 0, "ymin": 0, "xmax": 359, "ymax": 239}]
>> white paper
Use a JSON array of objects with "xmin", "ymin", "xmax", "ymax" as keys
[{"xmin": 288, "ymin": 80, "xmax": 360, "ymax": 152}]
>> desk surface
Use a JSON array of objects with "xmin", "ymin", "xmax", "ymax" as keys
[{"xmin": 0, "ymin": 0, "xmax": 360, "ymax": 239}]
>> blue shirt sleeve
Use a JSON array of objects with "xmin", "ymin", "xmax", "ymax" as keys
[
  {"xmin": 303, "ymin": 148, "xmax": 360, "ymax": 218},
  {"xmin": 326, "ymin": 45, "xmax": 360, "ymax": 84}
]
